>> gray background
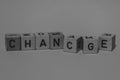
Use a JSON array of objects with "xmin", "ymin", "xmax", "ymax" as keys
[{"xmin": 0, "ymin": 0, "xmax": 120, "ymax": 80}]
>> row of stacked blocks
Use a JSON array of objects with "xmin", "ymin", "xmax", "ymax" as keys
[{"xmin": 5, "ymin": 32, "xmax": 116, "ymax": 54}]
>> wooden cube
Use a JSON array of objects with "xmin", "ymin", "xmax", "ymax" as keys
[
  {"xmin": 99, "ymin": 33, "xmax": 116, "ymax": 51},
  {"xmin": 83, "ymin": 36, "xmax": 99, "ymax": 54},
  {"xmin": 5, "ymin": 33, "xmax": 21, "ymax": 51},
  {"xmin": 63, "ymin": 35, "xmax": 83, "ymax": 53},
  {"xmin": 35, "ymin": 32, "xmax": 49, "ymax": 50},
  {"xmin": 49, "ymin": 32, "xmax": 64, "ymax": 49},
  {"xmin": 21, "ymin": 33, "xmax": 35, "ymax": 50}
]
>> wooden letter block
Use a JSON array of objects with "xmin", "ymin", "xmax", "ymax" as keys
[
  {"xmin": 83, "ymin": 36, "xmax": 99, "ymax": 54},
  {"xmin": 5, "ymin": 33, "xmax": 21, "ymax": 51},
  {"xmin": 21, "ymin": 33, "xmax": 35, "ymax": 50},
  {"xmin": 63, "ymin": 35, "xmax": 82, "ymax": 53},
  {"xmin": 99, "ymin": 33, "xmax": 116, "ymax": 51},
  {"xmin": 35, "ymin": 32, "xmax": 49, "ymax": 50},
  {"xmin": 49, "ymin": 32, "xmax": 64, "ymax": 49}
]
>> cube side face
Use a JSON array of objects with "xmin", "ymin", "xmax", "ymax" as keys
[
  {"xmin": 21, "ymin": 33, "xmax": 35, "ymax": 50},
  {"xmin": 63, "ymin": 38, "xmax": 78, "ymax": 53},
  {"xmin": 77, "ymin": 37, "xmax": 83, "ymax": 51},
  {"xmin": 5, "ymin": 35, "xmax": 21, "ymax": 51},
  {"xmin": 49, "ymin": 32, "xmax": 64, "ymax": 49},
  {"xmin": 99, "ymin": 34, "xmax": 116, "ymax": 51},
  {"xmin": 112, "ymin": 35, "xmax": 116, "ymax": 51},
  {"xmin": 35, "ymin": 34, "xmax": 49, "ymax": 50},
  {"xmin": 83, "ymin": 38, "xmax": 99, "ymax": 54}
]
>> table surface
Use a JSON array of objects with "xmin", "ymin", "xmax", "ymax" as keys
[{"xmin": 0, "ymin": 0, "xmax": 120, "ymax": 80}]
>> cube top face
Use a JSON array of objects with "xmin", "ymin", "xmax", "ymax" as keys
[
  {"xmin": 64, "ymin": 36, "xmax": 77, "ymax": 44},
  {"xmin": 49, "ymin": 32, "xmax": 63, "ymax": 36},
  {"xmin": 5, "ymin": 34, "xmax": 21, "ymax": 38},
  {"xmin": 37, "ymin": 32, "xmax": 45, "ymax": 36},
  {"xmin": 83, "ymin": 36, "xmax": 98, "ymax": 40},
  {"xmin": 103, "ymin": 33, "xmax": 112, "ymax": 36},
  {"xmin": 101, "ymin": 33, "xmax": 115, "ymax": 38},
  {"xmin": 66, "ymin": 35, "xmax": 81, "ymax": 40},
  {"xmin": 35, "ymin": 32, "xmax": 49, "ymax": 37},
  {"xmin": 85, "ymin": 36, "xmax": 93, "ymax": 39},
  {"xmin": 68, "ymin": 35, "xmax": 75, "ymax": 38},
  {"xmin": 21, "ymin": 33, "xmax": 35, "ymax": 37}
]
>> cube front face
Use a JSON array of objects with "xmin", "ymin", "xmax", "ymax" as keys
[
  {"xmin": 35, "ymin": 32, "xmax": 49, "ymax": 50},
  {"xmin": 21, "ymin": 33, "xmax": 35, "ymax": 50},
  {"xmin": 83, "ymin": 36, "xmax": 99, "ymax": 54},
  {"xmin": 64, "ymin": 37, "xmax": 77, "ymax": 53},
  {"xmin": 99, "ymin": 33, "xmax": 116, "ymax": 51},
  {"xmin": 5, "ymin": 34, "xmax": 21, "ymax": 51},
  {"xmin": 49, "ymin": 32, "xmax": 64, "ymax": 49}
]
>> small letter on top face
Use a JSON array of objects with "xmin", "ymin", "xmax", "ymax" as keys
[
  {"xmin": 5, "ymin": 33, "xmax": 21, "ymax": 51},
  {"xmin": 83, "ymin": 36, "xmax": 99, "ymax": 54},
  {"xmin": 21, "ymin": 33, "xmax": 35, "ymax": 50},
  {"xmin": 99, "ymin": 33, "xmax": 116, "ymax": 51},
  {"xmin": 35, "ymin": 32, "xmax": 49, "ymax": 50}
]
